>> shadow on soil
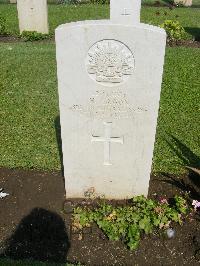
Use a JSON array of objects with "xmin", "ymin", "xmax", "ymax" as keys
[
  {"xmin": 55, "ymin": 116, "xmax": 64, "ymax": 176},
  {"xmin": 159, "ymin": 135, "xmax": 200, "ymax": 200},
  {"xmin": 0, "ymin": 208, "xmax": 70, "ymax": 263},
  {"xmin": 162, "ymin": 0, "xmax": 174, "ymax": 5},
  {"xmin": 185, "ymin": 27, "xmax": 200, "ymax": 41}
]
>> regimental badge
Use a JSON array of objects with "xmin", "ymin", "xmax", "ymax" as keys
[{"xmin": 86, "ymin": 40, "xmax": 135, "ymax": 85}]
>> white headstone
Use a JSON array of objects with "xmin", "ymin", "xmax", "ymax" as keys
[
  {"xmin": 110, "ymin": 0, "xmax": 141, "ymax": 25},
  {"xmin": 174, "ymin": 0, "xmax": 192, "ymax": 6},
  {"xmin": 56, "ymin": 0, "xmax": 166, "ymax": 199},
  {"xmin": 10, "ymin": 0, "xmax": 17, "ymax": 3},
  {"xmin": 17, "ymin": 0, "xmax": 49, "ymax": 34}
]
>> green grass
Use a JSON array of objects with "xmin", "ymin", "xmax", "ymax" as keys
[
  {"xmin": 142, "ymin": 0, "xmax": 200, "ymax": 5},
  {"xmin": 0, "ymin": 43, "xmax": 199, "ymax": 174},
  {"xmin": 0, "ymin": 4, "xmax": 199, "ymax": 39},
  {"xmin": 153, "ymin": 47, "xmax": 200, "ymax": 173},
  {"xmin": 0, "ymin": 43, "xmax": 59, "ymax": 170},
  {"xmin": 0, "ymin": 258, "xmax": 78, "ymax": 266},
  {"xmin": 0, "ymin": 0, "xmax": 200, "ymax": 5}
]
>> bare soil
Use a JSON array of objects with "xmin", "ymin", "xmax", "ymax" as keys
[
  {"xmin": 0, "ymin": 167, "xmax": 200, "ymax": 265},
  {"xmin": 0, "ymin": 35, "xmax": 200, "ymax": 48},
  {"xmin": 0, "ymin": 35, "xmax": 55, "ymax": 43},
  {"xmin": 168, "ymin": 40, "xmax": 200, "ymax": 48}
]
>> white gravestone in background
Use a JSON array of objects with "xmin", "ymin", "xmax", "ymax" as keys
[
  {"xmin": 17, "ymin": 0, "xmax": 49, "ymax": 34},
  {"xmin": 174, "ymin": 0, "xmax": 192, "ymax": 6},
  {"xmin": 10, "ymin": 0, "xmax": 17, "ymax": 3},
  {"xmin": 110, "ymin": 0, "xmax": 141, "ymax": 25},
  {"xmin": 56, "ymin": 0, "xmax": 166, "ymax": 199}
]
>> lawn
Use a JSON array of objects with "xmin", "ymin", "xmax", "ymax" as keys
[
  {"xmin": 0, "ymin": 4, "xmax": 199, "ymax": 39},
  {"xmin": 142, "ymin": 0, "xmax": 200, "ymax": 5},
  {"xmin": 0, "ymin": 3, "xmax": 199, "ymax": 265},
  {"xmin": 0, "ymin": 43, "xmax": 199, "ymax": 174}
]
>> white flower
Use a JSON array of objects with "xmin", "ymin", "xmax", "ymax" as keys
[
  {"xmin": 0, "ymin": 188, "xmax": 9, "ymax": 199},
  {"xmin": 192, "ymin": 200, "xmax": 200, "ymax": 211}
]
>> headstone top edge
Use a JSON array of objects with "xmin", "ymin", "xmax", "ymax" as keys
[
  {"xmin": 55, "ymin": 21, "xmax": 166, "ymax": 35},
  {"xmin": 55, "ymin": 20, "xmax": 110, "ymax": 31}
]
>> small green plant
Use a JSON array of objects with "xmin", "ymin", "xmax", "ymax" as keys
[
  {"xmin": 160, "ymin": 20, "xmax": 187, "ymax": 42},
  {"xmin": 0, "ymin": 15, "xmax": 8, "ymax": 35},
  {"xmin": 20, "ymin": 31, "xmax": 50, "ymax": 42},
  {"xmin": 59, "ymin": 0, "xmax": 79, "ymax": 4},
  {"xmin": 72, "ymin": 195, "xmax": 189, "ymax": 250},
  {"xmin": 174, "ymin": 195, "xmax": 188, "ymax": 214},
  {"xmin": 89, "ymin": 0, "xmax": 109, "ymax": 4}
]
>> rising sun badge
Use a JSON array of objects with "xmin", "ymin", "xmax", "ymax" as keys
[{"xmin": 86, "ymin": 40, "xmax": 135, "ymax": 85}]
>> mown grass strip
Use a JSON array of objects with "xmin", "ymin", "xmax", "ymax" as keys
[
  {"xmin": 0, "ymin": 43, "xmax": 199, "ymax": 173},
  {"xmin": 0, "ymin": 4, "xmax": 199, "ymax": 39}
]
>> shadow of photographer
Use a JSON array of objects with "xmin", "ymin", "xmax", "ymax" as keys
[{"xmin": 1, "ymin": 208, "xmax": 70, "ymax": 264}]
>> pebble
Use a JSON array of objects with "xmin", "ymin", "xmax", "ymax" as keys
[{"xmin": 166, "ymin": 228, "xmax": 175, "ymax": 239}]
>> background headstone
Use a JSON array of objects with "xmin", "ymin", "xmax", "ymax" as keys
[
  {"xmin": 174, "ymin": 0, "xmax": 192, "ymax": 6},
  {"xmin": 10, "ymin": 0, "xmax": 17, "ymax": 3},
  {"xmin": 110, "ymin": 0, "xmax": 141, "ymax": 25},
  {"xmin": 17, "ymin": 0, "xmax": 49, "ymax": 34},
  {"xmin": 56, "ymin": 0, "xmax": 166, "ymax": 199}
]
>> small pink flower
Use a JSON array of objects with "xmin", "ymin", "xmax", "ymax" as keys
[
  {"xmin": 192, "ymin": 200, "xmax": 200, "ymax": 211},
  {"xmin": 160, "ymin": 198, "xmax": 168, "ymax": 204}
]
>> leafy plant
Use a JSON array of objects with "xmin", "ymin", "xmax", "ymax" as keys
[
  {"xmin": 89, "ymin": 0, "xmax": 109, "ymax": 4},
  {"xmin": 160, "ymin": 20, "xmax": 187, "ymax": 42},
  {"xmin": 58, "ymin": 0, "xmax": 80, "ymax": 4},
  {"xmin": 20, "ymin": 31, "xmax": 50, "ymax": 42},
  {"xmin": 72, "ymin": 195, "xmax": 189, "ymax": 250},
  {"xmin": 0, "ymin": 15, "xmax": 8, "ymax": 35},
  {"xmin": 174, "ymin": 195, "xmax": 188, "ymax": 214},
  {"xmin": 61, "ymin": 0, "xmax": 110, "ymax": 3}
]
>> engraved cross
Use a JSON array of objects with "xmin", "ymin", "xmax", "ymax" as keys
[
  {"xmin": 121, "ymin": 8, "xmax": 131, "ymax": 16},
  {"xmin": 91, "ymin": 122, "xmax": 124, "ymax": 166}
]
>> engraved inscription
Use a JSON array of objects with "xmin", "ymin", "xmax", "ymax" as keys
[
  {"xmin": 70, "ymin": 89, "xmax": 147, "ymax": 121},
  {"xmin": 91, "ymin": 122, "xmax": 123, "ymax": 166},
  {"xmin": 86, "ymin": 40, "xmax": 135, "ymax": 86}
]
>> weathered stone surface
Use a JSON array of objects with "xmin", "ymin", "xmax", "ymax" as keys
[
  {"xmin": 17, "ymin": 0, "xmax": 49, "ymax": 34},
  {"xmin": 56, "ymin": 1, "xmax": 166, "ymax": 199}
]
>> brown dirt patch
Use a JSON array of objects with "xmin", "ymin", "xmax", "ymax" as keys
[
  {"xmin": 0, "ymin": 36, "xmax": 21, "ymax": 43},
  {"xmin": 168, "ymin": 40, "xmax": 200, "ymax": 48},
  {"xmin": 0, "ymin": 35, "xmax": 55, "ymax": 43},
  {"xmin": 0, "ymin": 35, "xmax": 199, "ymax": 48},
  {"xmin": 0, "ymin": 167, "xmax": 200, "ymax": 265}
]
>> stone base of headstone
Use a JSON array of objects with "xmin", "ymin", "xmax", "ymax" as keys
[
  {"xmin": 63, "ymin": 198, "xmax": 129, "ymax": 213},
  {"xmin": 63, "ymin": 199, "xmax": 94, "ymax": 214}
]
